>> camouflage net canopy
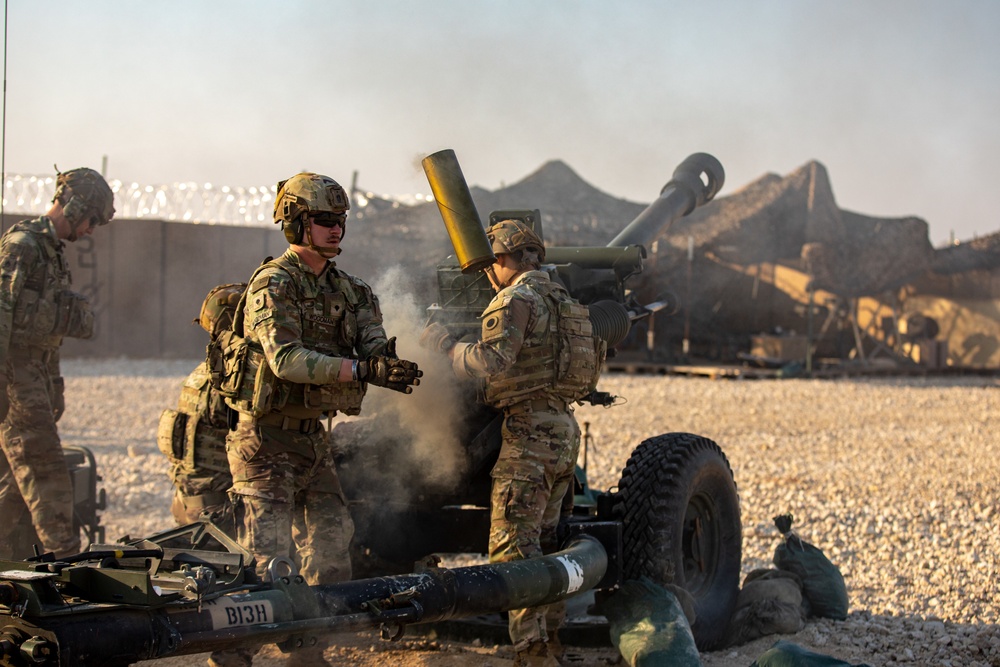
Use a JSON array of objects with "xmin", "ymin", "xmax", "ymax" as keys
[{"xmin": 654, "ymin": 161, "xmax": 936, "ymax": 299}]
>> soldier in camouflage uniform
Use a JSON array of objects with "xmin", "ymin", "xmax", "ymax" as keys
[
  {"xmin": 420, "ymin": 220, "xmax": 603, "ymax": 667},
  {"xmin": 157, "ymin": 284, "xmax": 245, "ymax": 534},
  {"xmin": 210, "ymin": 172, "xmax": 421, "ymax": 667},
  {"xmin": 0, "ymin": 167, "xmax": 115, "ymax": 559}
]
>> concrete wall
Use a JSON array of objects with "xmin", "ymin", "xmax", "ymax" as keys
[{"xmin": 2, "ymin": 213, "xmax": 288, "ymax": 359}]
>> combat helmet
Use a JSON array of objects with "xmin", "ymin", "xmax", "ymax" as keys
[
  {"xmin": 53, "ymin": 167, "xmax": 115, "ymax": 236},
  {"xmin": 486, "ymin": 219, "xmax": 546, "ymax": 263},
  {"xmin": 197, "ymin": 283, "xmax": 246, "ymax": 338},
  {"xmin": 273, "ymin": 172, "xmax": 350, "ymax": 253}
]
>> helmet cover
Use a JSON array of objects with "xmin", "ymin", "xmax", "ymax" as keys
[
  {"xmin": 54, "ymin": 167, "xmax": 115, "ymax": 226},
  {"xmin": 486, "ymin": 219, "xmax": 545, "ymax": 262}
]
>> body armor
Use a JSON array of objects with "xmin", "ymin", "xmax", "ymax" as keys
[
  {"xmin": 216, "ymin": 254, "xmax": 367, "ymax": 418},
  {"xmin": 484, "ymin": 275, "xmax": 604, "ymax": 409},
  {"xmin": 3, "ymin": 219, "xmax": 93, "ymax": 348}
]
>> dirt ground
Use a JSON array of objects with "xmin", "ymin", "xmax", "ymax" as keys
[{"xmin": 135, "ymin": 628, "xmax": 866, "ymax": 667}]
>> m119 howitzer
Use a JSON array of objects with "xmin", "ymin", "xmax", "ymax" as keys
[{"xmin": 337, "ymin": 150, "xmax": 742, "ymax": 650}]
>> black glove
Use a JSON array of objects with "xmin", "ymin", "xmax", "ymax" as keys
[
  {"xmin": 419, "ymin": 322, "xmax": 456, "ymax": 354},
  {"xmin": 52, "ymin": 377, "xmax": 65, "ymax": 422},
  {"xmin": 358, "ymin": 356, "xmax": 422, "ymax": 394},
  {"xmin": 0, "ymin": 375, "xmax": 9, "ymax": 423}
]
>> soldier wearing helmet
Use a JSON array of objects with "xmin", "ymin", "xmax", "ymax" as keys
[
  {"xmin": 0, "ymin": 167, "xmax": 116, "ymax": 560},
  {"xmin": 420, "ymin": 219, "xmax": 603, "ymax": 667},
  {"xmin": 156, "ymin": 283, "xmax": 245, "ymax": 536},
  {"xmin": 212, "ymin": 172, "xmax": 421, "ymax": 667}
]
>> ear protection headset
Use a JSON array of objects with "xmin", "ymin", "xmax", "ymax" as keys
[{"xmin": 282, "ymin": 213, "xmax": 305, "ymax": 245}]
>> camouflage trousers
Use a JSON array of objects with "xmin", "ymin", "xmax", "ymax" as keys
[
  {"xmin": 489, "ymin": 406, "xmax": 580, "ymax": 653},
  {"xmin": 0, "ymin": 356, "xmax": 79, "ymax": 558},
  {"xmin": 226, "ymin": 417, "xmax": 354, "ymax": 585}
]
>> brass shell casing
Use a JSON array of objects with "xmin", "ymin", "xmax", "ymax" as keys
[{"xmin": 422, "ymin": 149, "xmax": 496, "ymax": 274}]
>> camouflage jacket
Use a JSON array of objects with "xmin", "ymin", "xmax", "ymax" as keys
[
  {"xmin": 451, "ymin": 270, "xmax": 566, "ymax": 408},
  {"xmin": 243, "ymin": 248, "xmax": 389, "ymax": 386},
  {"xmin": 0, "ymin": 217, "xmax": 91, "ymax": 371}
]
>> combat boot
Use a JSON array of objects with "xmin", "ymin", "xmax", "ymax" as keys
[
  {"xmin": 284, "ymin": 646, "xmax": 332, "ymax": 667},
  {"xmin": 207, "ymin": 648, "xmax": 254, "ymax": 667},
  {"xmin": 513, "ymin": 640, "xmax": 560, "ymax": 667}
]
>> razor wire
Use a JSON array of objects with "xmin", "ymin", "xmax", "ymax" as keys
[
  {"xmin": 1, "ymin": 173, "xmax": 431, "ymax": 226},
  {"xmin": 0, "ymin": 174, "xmax": 325, "ymax": 226}
]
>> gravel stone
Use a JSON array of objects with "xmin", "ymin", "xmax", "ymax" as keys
[{"xmin": 56, "ymin": 359, "xmax": 1000, "ymax": 666}]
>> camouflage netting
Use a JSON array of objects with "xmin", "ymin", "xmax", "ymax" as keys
[
  {"xmin": 652, "ymin": 161, "xmax": 935, "ymax": 298},
  {"xmin": 928, "ymin": 230, "xmax": 1000, "ymax": 275}
]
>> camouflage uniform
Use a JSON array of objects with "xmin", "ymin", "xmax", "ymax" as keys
[
  {"xmin": 158, "ymin": 360, "xmax": 234, "ymax": 530},
  {"xmin": 226, "ymin": 247, "xmax": 390, "ymax": 585},
  {"xmin": 450, "ymin": 269, "xmax": 583, "ymax": 657},
  {"xmin": 0, "ymin": 217, "xmax": 94, "ymax": 558}
]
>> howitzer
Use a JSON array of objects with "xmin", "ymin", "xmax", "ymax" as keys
[
  {"xmin": 0, "ymin": 521, "xmax": 608, "ymax": 667},
  {"xmin": 337, "ymin": 150, "xmax": 743, "ymax": 651}
]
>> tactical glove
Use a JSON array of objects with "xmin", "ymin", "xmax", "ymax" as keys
[
  {"xmin": 358, "ymin": 356, "xmax": 422, "ymax": 394},
  {"xmin": 419, "ymin": 322, "xmax": 456, "ymax": 354},
  {"xmin": 52, "ymin": 377, "xmax": 66, "ymax": 422},
  {"xmin": 382, "ymin": 336, "xmax": 398, "ymax": 359},
  {"xmin": 0, "ymin": 374, "xmax": 8, "ymax": 422}
]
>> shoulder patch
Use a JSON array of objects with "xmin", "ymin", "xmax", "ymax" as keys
[{"xmin": 481, "ymin": 298, "xmax": 512, "ymax": 343}]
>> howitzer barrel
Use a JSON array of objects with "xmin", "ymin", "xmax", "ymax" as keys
[
  {"xmin": 422, "ymin": 149, "xmax": 496, "ymax": 274},
  {"xmin": 606, "ymin": 152, "xmax": 724, "ymax": 248},
  {"xmin": 0, "ymin": 536, "xmax": 607, "ymax": 666}
]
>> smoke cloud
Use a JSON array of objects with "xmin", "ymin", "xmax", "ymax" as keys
[{"xmin": 337, "ymin": 266, "xmax": 470, "ymax": 497}]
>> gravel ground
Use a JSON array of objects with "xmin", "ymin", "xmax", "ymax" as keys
[{"xmin": 52, "ymin": 359, "xmax": 1000, "ymax": 666}]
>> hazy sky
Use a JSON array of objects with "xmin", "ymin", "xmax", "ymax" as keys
[{"xmin": 2, "ymin": 1, "xmax": 997, "ymax": 245}]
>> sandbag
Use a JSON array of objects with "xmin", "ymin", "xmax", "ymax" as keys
[
  {"xmin": 724, "ymin": 569, "xmax": 805, "ymax": 646},
  {"xmin": 772, "ymin": 514, "xmax": 849, "ymax": 620},
  {"xmin": 595, "ymin": 577, "xmax": 702, "ymax": 667},
  {"xmin": 751, "ymin": 640, "xmax": 872, "ymax": 667}
]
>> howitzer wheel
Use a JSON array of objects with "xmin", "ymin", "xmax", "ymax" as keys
[{"xmin": 613, "ymin": 432, "xmax": 741, "ymax": 650}]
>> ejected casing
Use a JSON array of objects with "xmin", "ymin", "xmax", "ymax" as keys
[{"xmin": 422, "ymin": 149, "xmax": 496, "ymax": 274}]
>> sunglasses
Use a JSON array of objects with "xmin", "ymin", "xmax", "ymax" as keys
[{"xmin": 312, "ymin": 213, "xmax": 347, "ymax": 228}]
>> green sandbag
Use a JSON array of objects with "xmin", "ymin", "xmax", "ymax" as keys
[
  {"xmin": 596, "ymin": 576, "xmax": 702, "ymax": 667},
  {"xmin": 751, "ymin": 640, "xmax": 872, "ymax": 667},
  {"xmin": 772, "ymin": 514, "xmax": 849, "ymax": 620}
]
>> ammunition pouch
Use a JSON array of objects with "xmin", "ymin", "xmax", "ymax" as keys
[
  {"xmin": 11, "ymin": 288, "xmax": 93, "ymax": 339},
  {"xmin": 209, "ymin": 330, "xmax": 252, "ymax": 400},
  {"xmin": 157, "ymin": 408, "xmax": 230, "ymax": 474},
  {"xmin": 157, "ymin": 408, "xmax": 190, "ymax": 464},
  {"xmin": 54, "ymin": 290, "xmax": 94, "ymax": 339}
]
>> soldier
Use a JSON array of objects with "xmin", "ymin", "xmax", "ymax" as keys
[
  {"xmin": 0, "ymin": 167, "xmax": 115, "ymax": 559},
  {"xmin": 420, "ymin": 219, "xmax": 603, "ymax": 667},
  {"xmin": 157, "ymin": 283, "xmax": 245, "ymax": 534},
  {"xmin": 212, "ymin": 172, "xmax": 421, "ymax": 667}
]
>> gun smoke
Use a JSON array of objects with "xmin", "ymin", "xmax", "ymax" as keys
[{"xmin": 335, "ymin": 266, "xmax": 469, "ymax": 495}]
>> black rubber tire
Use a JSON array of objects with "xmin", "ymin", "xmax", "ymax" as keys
[{"xmin": 613, "ymin": 432, "xmax": 741, "ymax": 651}]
